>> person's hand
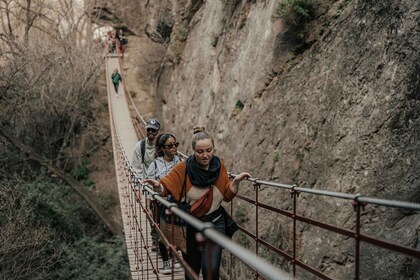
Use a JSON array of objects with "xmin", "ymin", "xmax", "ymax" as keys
[
  {"xmin": 143, "ymin": 178, "xmax": 159, "ymax": 187},
  {"xmin": 142, "ymin": 179, "xmax": 162, "ymax": 193},
  {"xmin": 230, "ymin": 172, "xmax": 251, "ymax": 194},
  {"xmin": 233, "ymin": 172, "xmax": 251, "ymax": 184}
]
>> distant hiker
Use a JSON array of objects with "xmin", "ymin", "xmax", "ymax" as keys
[
  {"xmin": 101, "ymin": 32, "xmax": 109, "ymax": 58},
  {"xmin": 110, "ymin": 31, "xmax": 116, "ymax": 53},
  {"xmin": 111, "ymin": 69, "xmax": 122, "ymax": 97},
  {"xmin": 106, "ymin": 31, "xmax": 114, "ymax": 53},
  {"xmin": 118, "ymin": 29, "xmax": 127, "ymax": 59}
]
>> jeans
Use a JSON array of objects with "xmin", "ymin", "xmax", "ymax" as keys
[
  {"xmin": 154, "ymin": 204, "xmax": 169, "ymax": 261},
  {"xmin": 149, "ymin": 202, "xmax": 172, "ymax": 262},
  {"xmin": 185, "ymin": 215, "xmax": 225, "ymax": 280}
]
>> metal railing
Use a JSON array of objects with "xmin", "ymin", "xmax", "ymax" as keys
[{"xmin": 227, "ymin": 173, "xmax": 420, "ymax": 279}]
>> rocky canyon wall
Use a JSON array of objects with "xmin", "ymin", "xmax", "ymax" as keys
[{"xmin": 91, "ymin": 0, "xmax": 420, "ymax": 278}]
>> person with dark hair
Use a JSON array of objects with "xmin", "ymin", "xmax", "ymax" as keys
[
  {"xmin": 144, "ymin": 127, "xmax": 250, "ymax": 280},
  {"xmin": 146, "ymin": 132, "xmax": 182, "ymax": 274},
  {"xmin": 117, "ymin": 29, "xmax": 127, "ymax": 59},
  {"xmin": 109, "ymin": 31, "xmax": 117, "ymax": 53}
]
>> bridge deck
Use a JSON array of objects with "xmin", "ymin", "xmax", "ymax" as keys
[{"xmin": 105, "ymin": 57, "xmax": 184, "ymax": 280}]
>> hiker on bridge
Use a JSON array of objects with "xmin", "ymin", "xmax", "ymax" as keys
[
  {"xmin": 132, "ymin": 118, "xmax": 161, "ymax": 180},
  {"xmin": 144, "ymin": 127, "xmax": 251, "ymax": 280},
  {"xmin": 108, "ymin": 30, "xmax": 117, "ymax": 53},
  {"xmin": 146, "ymin": 132, "xmax": 182, "ymax": 274},
  {"xmin": 132, "ymin": 118, "xmax": 161, "ymax": 247},
  {"xmin": 118, "ymin": 29, "xmax": 127, "ymax": 59},
  {"xmin": 111, "ymin": 69, "xmax": 122, "ymax": 97}
]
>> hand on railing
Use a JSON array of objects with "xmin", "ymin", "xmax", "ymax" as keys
[
  {"xmin": 143, "ymin": 179, "xmax": 162, "ymax": 193},
  {"xmin": 230, "ymin": 172, "xmax": 251, "ymax": 194}
]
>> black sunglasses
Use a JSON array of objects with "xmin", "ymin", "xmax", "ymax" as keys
[
  {"xmin": 163, "ymin": 142, "xmax": 179, "ymax": 149},
  {"xmin": 147, "ymin": 128, "xmax": 157, "ymax": 133}
]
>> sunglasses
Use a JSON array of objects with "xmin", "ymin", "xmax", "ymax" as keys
[
  {"xmin": 147, "ymin": 128, "xmax": 157, "ymax": 133},
  {"xmin": 163, "ymin": 142, "xmax": 179, "ymax": 149}
]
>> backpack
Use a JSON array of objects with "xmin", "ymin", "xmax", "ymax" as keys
[{"xmin": 140, "ymin": 138, "xmax": 146, "ymax": 163}]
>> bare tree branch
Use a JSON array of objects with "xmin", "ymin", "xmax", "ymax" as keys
[{"xmin": 0, "ymin": 124, "xmax": 121, "ymax": 236}]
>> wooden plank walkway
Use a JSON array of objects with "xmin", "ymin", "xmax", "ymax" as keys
[{"xmin": 105, "ymin": 56, "xmax": 185, "ymax": 280}]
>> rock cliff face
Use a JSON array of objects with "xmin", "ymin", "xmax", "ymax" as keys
[{"xmin": 91, "ymin": 0, "xmax": 419, "ymax": 278}]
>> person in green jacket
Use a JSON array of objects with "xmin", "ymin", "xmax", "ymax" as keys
[{"xmin": 111, "ymin": 69, "xmax": 122, "ymax": 97}]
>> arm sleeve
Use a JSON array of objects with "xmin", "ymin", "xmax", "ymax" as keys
[
  {"xmin": 131, "ymin": 142, "xmax": 144, "ymax": 179},
  {"xmin": 220, "ymin": 163, "xmax": 236, "ymax": 202},
  {"xmin": 146, "ymin": 162, "xmax": 155, "ymax": 179},
  {"xmin": 160, "ymin": 162, "xmax": 186, "ymax": 201},
  {"xmin": 144, "ymin": 162, "xmax": 156, "ymax": 199}
]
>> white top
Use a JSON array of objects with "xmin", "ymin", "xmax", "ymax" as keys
[{"xmin": 145, "ymin": 155, "xmax": 181, "ymax": 199}]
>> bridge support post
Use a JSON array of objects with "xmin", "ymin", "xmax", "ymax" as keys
[
  {"xmin": 253, "ymin": 182, "xmax": 261, "ymax": 280},
  {"xmin": 290, "ymin": 185, "xmax": 300, "ymax": 278},
  {"xmin": 352, "ymin": 195, "xmax": 366, "ymax": 280}
]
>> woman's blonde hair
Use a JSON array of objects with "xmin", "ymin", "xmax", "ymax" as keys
[{"xmin": 191, "ymin": 127, "xmax": 214, "ymax": 150}]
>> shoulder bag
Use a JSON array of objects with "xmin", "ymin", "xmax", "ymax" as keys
[{"xmin": 159, "ymin": 170, "xmax": 190, "ymax": 252}]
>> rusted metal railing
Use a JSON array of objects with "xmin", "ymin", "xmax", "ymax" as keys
[{"xmin": 228, "ymin": 173, "xmax": 420, "ymax": 280}]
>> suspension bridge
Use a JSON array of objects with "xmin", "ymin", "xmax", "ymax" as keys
[{"xmin": 104, "ymin": 51, "xmax": 420, "ymax": 280}]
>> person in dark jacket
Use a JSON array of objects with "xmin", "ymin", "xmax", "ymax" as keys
[
  {"xmin": 111, "ymin": 69, "xmax": 122, "ymax": 97},
  {"xmin": 118, "ymin": 29, "xmax": 127, "ymax": 59}
]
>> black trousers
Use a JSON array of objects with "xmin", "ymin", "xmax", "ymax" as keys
[
  {"xmin": 185, "ymin": 215, "xmax": 225, "ymax": 280},
  {"xmin": 113, "ymin": 82, "xmax": 119, "ymax": 93},
  {"xmin": 153, "ymin": 203, "xmax": 169, "ymax": 261}
]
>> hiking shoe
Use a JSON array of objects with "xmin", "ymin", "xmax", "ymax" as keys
[
  {"xmin": 161, "ymin": 261, "xmax": 171, "ymax": 275},
  {"xmin": 173, "ymin": 260, "xmax": 181, "ymax": 269}
]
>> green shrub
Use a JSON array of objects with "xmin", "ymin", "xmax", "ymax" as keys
[
  {"xmin": 19, "ymin": 181, "xmax": 130, "ymax": 279},
  {"xmin": 176, "ymin": 27, "xmax": 189, "ymax": 42},
  {"xmin": 83, "ymin": 179, "xmax": 95, "ymax": 188},
  {"xmin": 286, "ymin": 59, "xmax": 297, "ymax": 71},
  {"xmin": 235, "ymin": 100, "xmax": 245, "ymax": 111},
  {"xmin": 0, "ymin": 181, "xmax": 60, "ymax": 280},
  {"xmin": 22, "ymin": 181, "xmax": 94, "ymax": 239},
  {"xmin": 336, "ymin": 0, "xmax": 352, "ymax": 18},
  {"xmin": 273, "ymin": 148, "xmax": 280, "ymax": 163},
  {"xmin": 277, "ymin": 0, "xmax": 316, "ymax": 24},
  {"xmin": 47, "ymin": 237, "xmax": 130, "ymax": 280},
  {"xmin": 70, "ymin": 158, "xmax": 90, "ymax": 181}
]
